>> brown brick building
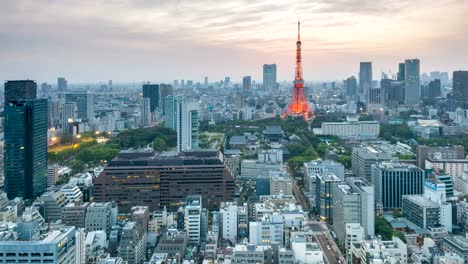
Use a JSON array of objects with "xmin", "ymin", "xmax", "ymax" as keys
[{"xmin": 94, "ymin": 149, "xmax": 235, "ymax": 213}]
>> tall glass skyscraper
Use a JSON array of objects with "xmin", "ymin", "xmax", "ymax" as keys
[
  {"xmin": 453, "ymin": 70, "xmax": 468, "ymax": 109},
  {"xmin": 65, "ymin": 91, "xmax": 95, "ymax": 121},
  {"xmin": 142, "ymin": 84, "xmax": 160, "ymax": 112},
  {"xmin": 4, "ymin": 80, "xmax": 48, "ymax": 199},
  {"xmin": 359, "ymin": 62, "xmax": 372, "ymax": 101},
  {"xmin": 404, "ymin": 58, "xmax": 421, "ymax": 106},
  {"xmin": 263, "ymin": 64, "xmax": 277, "ymax": 91}
]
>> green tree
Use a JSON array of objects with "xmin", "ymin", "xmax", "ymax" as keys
[
  {"xmin": 375, "ymin": 215, "xmax": 393, "ymax": 240},
  {"xmin": 69, "ymin": 160, "xmax": 86, "ymax": 174},
  {"xmin": 153, "ymin": 138, "xmax": 167, "ymax": 151}
]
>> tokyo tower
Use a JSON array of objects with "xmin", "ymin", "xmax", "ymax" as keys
[{"xmin": 281, "ymin": 21, "xmax": 314, "ymax": 121}]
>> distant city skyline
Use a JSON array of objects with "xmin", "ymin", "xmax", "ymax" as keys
[{"xmin": 1, "ymin": 0, "xmax": 467, "ymax": 83}]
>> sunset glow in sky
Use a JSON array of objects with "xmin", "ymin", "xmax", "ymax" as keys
[{"xmin": 1, "ymin": 0, "xmax": 467, "ymax": 83}]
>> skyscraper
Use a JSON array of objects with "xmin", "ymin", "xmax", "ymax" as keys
[
  {"xmin": 397, "ymin": 63, "xmax": 405, "ymax": 81},
  {"xmin": 57, "ymin": 77, "xmax": 67, "ymax": 92},
  {"xmin": 242, "ymin": 76, "xmax": 251, "ymax": 92},
  {"xmin": 4, "ymin": 80, "xmax": 37, "ymax": 102},
  {"xmin": 359, "ymin": 62, "xmax": 372, "ymax": 100},
  {"xmin": 204, "ymin": 76, "xmax": 208, "ymax": 87},
  {"xmin": 224, "ymin": 77, "xmax": 230, "ymax": 88},
  {"xmin": 140, "ymin": 98, "xmax": 151, "ymax": 127},
  {"xmin": 142, "ymin": 84, "xmax": 160, "ymax": 112},
  {"xmin": 263, "ymin": 64, "xmax": 277, "ymax": 91},
  {"xmin": 178, "ymin": 102, "xmax": 199, "ymax": 152},
  {"xmin": 164, "ymin": 95, "xmax": 183, "ymax": 130},
  {"xmin": 427, "ymin": 79, "xmax": 441, "ymax": 101},
  {"xmin": 404, "ymin": 58, "xmax": 421, "ymax": 106},
  {"xmin": 60, "ymin": 102, "xmax": 76, "ymax": 132},
  {"xmin": 453, "ymin": 70, "xmax": 468, "ymax": 109},
  {"xmin": 159, "ymin": 84, "xmax": 173, "ymax": 115},
  {"xmin": 344, "ymin": 76, "xmax": 357, "ymax": 97},
  {"xmin": 65, "ymin": 92, "xmax": 95, "ymax": 121},
  {"xmin": 4, "ymin": 80, "xmax": 47, "ymax": 199}
]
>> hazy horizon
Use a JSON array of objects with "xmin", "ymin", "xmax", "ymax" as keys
[{"xmin": 1, "ymin": 0, "xmax": 467, "ymax": 83}]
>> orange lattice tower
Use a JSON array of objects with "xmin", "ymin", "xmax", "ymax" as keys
[{"xmin": 281, "ymin": 21, "xmax": 314, "ymax": 121}]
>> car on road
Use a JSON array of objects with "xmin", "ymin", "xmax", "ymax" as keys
[{"xmin": 327, "ymin": 246, "xmax": 331, "ymax": 250}]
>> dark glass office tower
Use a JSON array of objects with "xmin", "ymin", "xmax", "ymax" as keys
[
  {"xmin": 4, "ymin": 80, "xmax": 37, "ymax": 102},
  {"xmin": 4, "ymin": 80, "xmax": 47, "ymax": 199},
  {"xmin": 453, "ymin": 71, "xmax": 468, "ymax": 109},
  {"xmin": 142, "ymin": 84, "xmax": 160, "ymax": 112}
]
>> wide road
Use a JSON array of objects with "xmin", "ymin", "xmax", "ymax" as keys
[{"xmin": 309, "ymin": 223, "xmax": 339, "ymax": 264}]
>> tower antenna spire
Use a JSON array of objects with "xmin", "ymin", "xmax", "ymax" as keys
[{"xmin": 298, "ymin": 19, "xmax": 300, "ymax": 41}]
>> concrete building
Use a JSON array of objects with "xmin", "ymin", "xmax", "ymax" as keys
[
  {"xmin": 185, "ymin": 195, "xmax": 202, "ymax": 244},
  {"xmin": 270, "ymin": 176, "xmax": 293, "ymax": 196},
  {"xmin": 0, "ymin": 226, "xmax": 79, "ymax": 264},
  {"xmin": 232, "ymin": 244, "xmax": 267, "ymax": 264},
  {"xmin": 220, "ymin": 202, "xmax": 238, "ymax": 243},
  {"xmin": 332, "ymin": 178, "xmax": 375, "ymax": 244},
  {"xmin": 359, "ymin": 237, "xmax": 407, "ymax": 263},
  {"xmin": 417, "ymin": 145, "xmax": 465, "ymax": 169},
  {"xmin": 62, "ymin": 201, "xmax": 89, "ymax": 228},
  {"xmin": 345, "ymin": 223, "xmax": 365, "ymax": 254},
  {"xmin": 352, "ymin": 147, "xmax": 393, "ymax": 184},
  {"xmin": 60, "ymin": 184, "xmax": 83, "ymax": 203},
  {"xmin": 373, "ymin": 162, "xmax": 424, "ymax": 209},
  {"xmin": 258, "ymin": 149, "xmax": 283, "ymax": 164},
  {"xmin": 85, "ymin": 202, "xmax": 113, "ymax": 236},
  {"xmin": 119, "ymin": 222, "xmax": 147, "ymax": 264},
  {"xmin": 304, "ymin": 159, "xmax": 345, "ymax": 204},
  {"xmin": 240, "ymin": 159, "xmax": 282, "ymax": 180},
  {"xmin": 402, "ymin": 195, "xmax": 440, "ymax": 229},
  {"xmin": 427, "ymin": 159, "xmax": 468, "ymax": 178},
  {"xmin": 424, "ymin": 179, "xmax": 453, "ymax": 232},
  {"xmin": 47, "ymin": 165, "xmax": 59, "ymax": 188},
  {"xmin": 154, "ymin": 229, "xmax": 186, "ymax": 261},
  {"xmin": 34, "ymin": 190, "xmax": 68, "ymax": 221},
  {"xmin": 249, "ymin": 214, "xmax": 284, "ymax": 246},
  {"xmin": 304, "ymin": 160, "xmax": 345, "ymax": 180},
  {"xmin": 291, "ymin": 234, "xmax": 324, "ymax": 264},
  {"xmin": 443, "ymin": 236, "xmax": 468, "ymax": 263},
  {"xmin": 131, "ymin": 206, "xmax": 150, "ymax": 231},
  {"xmin": 455, "ymin": 172, "xmax": 468, "ymax": 194},
  {"xmin": 313, "ymin": 121, "xmax": 380, "ymax": 140}
]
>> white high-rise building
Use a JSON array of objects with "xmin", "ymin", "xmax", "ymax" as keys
[
  {"xmin": 220, "ymin": 202, "xmax": 238, "ymax": 243},
  {"xmin": 185, "ymin": 195, "xmax": 202, "ymax": 243},
  {"xmin": 140, "ymin": 97, "xmax": 151, "ymax": 127},
  {"xmin": 177, "ymin": 102, "xmax": 199, "ymax": 152}
]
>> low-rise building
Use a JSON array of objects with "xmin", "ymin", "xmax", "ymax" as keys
[
  {"xmin": 443, "ymin": 236, "xmax": 468, "ymax": 263},
  {"xmin": 345, "ymin": 223, "xmax": 365, "ymax": 254},
  {"xmin": 402, "ymin": 195, "xmax": 440, "ymax": 229},
  {"xmin": 62, "ymin": 201, "xmax": 89, "ymax": 228},
  {"xmin": 0, "ymin": 226, "xmax": 79, "ymax": 264},
  {"xmin": 359, "ymin": 237, "xmax": 407, "ymax": 263}
]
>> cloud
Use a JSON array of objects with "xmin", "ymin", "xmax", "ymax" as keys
[{"xmin": 0, "ymin": 0, "xmax": 467, "ymax": 82}]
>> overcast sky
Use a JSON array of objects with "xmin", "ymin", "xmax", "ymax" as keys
[{"xmin": 1, "ymin": 0, "xmax": 467, "ymax": 84}]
